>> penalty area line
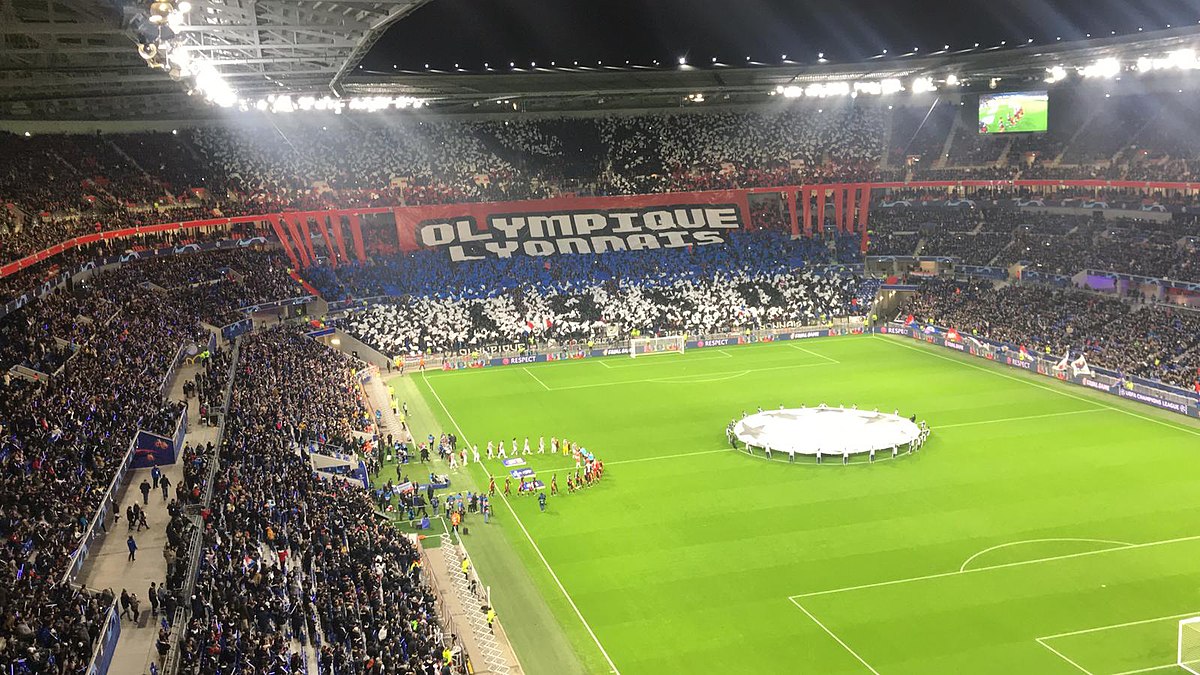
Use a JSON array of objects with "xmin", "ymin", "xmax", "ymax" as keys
[
  {"xmin": 1035, "ymin": 637, "xmax": 1095, "ymax": 675},
  {"xmin": 787, "ymin": 343, "xmax": 841, "ymax": 364},
  {"xmin": 791, "ymin": 532, "xmax": 1200, "ymax": 600},
  {"xmin": 789, "ymin": 597, "xmax": 881, "ymax": 675},
  {"xmin": 522, "ymin": 367, "xmax": 551, "ymax": 391},
  {"xmin": 420, "ymin": 373, "xmax": 623, "ymax": 675},
  {"xmin": 1037, "ymin": 610, "xmax": 1200, "ymax": 641}
]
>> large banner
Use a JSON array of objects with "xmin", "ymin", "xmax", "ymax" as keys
[{"xmin": 392, "ymin": 190, "xmax": 751, "ymax": 261}]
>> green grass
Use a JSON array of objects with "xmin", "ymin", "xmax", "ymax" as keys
[
  {"xmin": 394, "ymin": 335, "xmax": 1200, "ymax": 674},
  {"xmin": 980, "ymin": 96, "xmax": 1048, "ymax": 134}
]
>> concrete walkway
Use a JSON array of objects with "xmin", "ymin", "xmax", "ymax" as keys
[{"xmin": 77, "ymin": 362, "xmax": 220, "ymax": 675}]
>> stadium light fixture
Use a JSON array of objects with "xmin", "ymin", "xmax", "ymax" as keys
[
  {"xmin": 1081, "ymin": 57, "xmax": 1121, "ymax": 78},
  {"xmin": 678, "ymin": 56, "xmax": 687, "ymax": 65},
  {"xmin": 911, "ymin": 76, "xmax": 936, "ymax": 93},
  {"xmin": 1045, "ymin": 65, "xmax": 1068, "ymax": 83},
  {"xmin": 945, "ymin": 73, "xmax": 960, "ymax": 86},
  {"xmin": 1137, "ymin": 50, "xmax": 1200, "ymax": 72}
]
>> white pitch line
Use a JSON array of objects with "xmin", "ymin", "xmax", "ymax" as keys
[
  {"xmin": 604, "ymin": 448, "xmax": 732, "ymax": 466},
  {"xmin": 522, "ymin": 367, "xmax": 551, "ymax": 391},
  {"xmin": 715, "ymin": 349, "xmax": 734, "ymax": 358},
  {"xmin": 791, "ymin": 532, "xmax": 1200, "ymax": 600},
  {"xmin": 788, "ymin": 343, "xmax": 841, "ymax": 364},
  {"xmin": 1035, "ymin": 637, "xmax": 1096, "ymax": 675},
  {"xmin": 1038, "ymin": 611, "xmax": 1200, "ymax": 641},
  {"xmin": 878, "ymin": 336, "xmax": 1200, "ymax": 439},
  {"xmin": 789, "ymin": 597, "xmax": 882, "ymax": 675},
  {"xmin": 421, "ymin": 374, "xmax": 622, "ymax": 675},
  {"xmin": 936, "ymin": 408, "xmax": 1105, "ymax": 429},
  {"xmin": 647, "ymin": 370, "xmax": 750, "ymax": 384},
  {"xmin": 548, "ymin": 360, "xmax": 836, "ymax": 391},
  {"xmin": 958, "ymin": 538, "xmax": 1133, "ymax": 573},
  {"xmin": 1109, "ymin": 663, "xmax": 1182, "ymax": 675}
]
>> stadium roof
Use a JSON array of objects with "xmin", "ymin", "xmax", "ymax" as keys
[
  {"xmin": 1, "ymin": 11, "xmax": 1199, "ymax": 120},
  {"xmin": 0, "ymin": 0, "xmax": 431, "ymax": 119}
]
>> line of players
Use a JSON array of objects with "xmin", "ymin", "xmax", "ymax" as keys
[
  {"xmin": 483, "ymin": 435, "xmax": 580, "ymax": 460},
  {"xmin": 725, "ymin": 405, "xmax": 931, "ymax": 463},
  {"xmin": 487, "ymin": 452, "xmax": 606, "ymax": 498}
]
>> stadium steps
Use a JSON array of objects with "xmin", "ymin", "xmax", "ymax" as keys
[
  {"xmin": 1056, "ymin": 108, "xmax": 1102, "ymax": 164},
  {"xmin": 995, "ymin": 137, "xmax": 1015, "ymax": 167},
  {"xmin": 935, "ymin": 117, "xmax": 960, "ymax": 168},
  {"xmin": 987, "ymin": 240, "xmax": 1015, "ymax": 267},
  {"xmin": 441, "ymin": 538, "xmax": 514, "ymax": 674}
]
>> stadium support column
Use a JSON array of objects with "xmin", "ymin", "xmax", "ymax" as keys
[
  {"xmin": 318, "ymin": 216, "xmax": 338, "ymax": 268},
  {"xmin": 801, "ymin": 187, "xmax": 812, "ymax": 237},
  {"xmin": 266, "ymin": 214, "xmax": 301, "ymax": 268},
  {"xmin": 844, "ymin": 186, "xmax": 857, "ymax": 233},
  {"xmin": 859, "ymin": 184, "xmax": 872, "ymax": 253},
  {"xmin": 330, "ymin": 213, "xmax": 351, "ymax": 264},
  {"xmin": 816, "ymin": 187, "xmax": 827, "ymax": 234},
  {"xmin": 298, "ymin": 215, "xmax": 320, "ymax": 265},
  {"xmin": 785, "ymin": 190, "xmax": 799, "ymax": 237},
  {"xmin": 833, "ymin": 187, "xmax": 845, "ymax": 234},
  {"xmin": 282, "ymin": 213, "xmax": 312, "ymax": 267},
  {"xmin": 347, "ymin": 213, "xmax": 367, "ymax": 262}
]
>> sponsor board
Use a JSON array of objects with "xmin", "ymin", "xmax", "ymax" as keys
[
  {"xmin": 509, "ymin": 468, "xmax": 536, "ymax": 479},
  {"xmin": 501, "ymin": 458, "xmax": 527, "ymax": 467},
  {"xmin": 1081, "ymin": 377, "xmax": 1113, "ymax": 393},
  {"xmin": 501, "ymin": 354, "xmax": 539, "ymax": 365},
  {"xmin": 696, "ymin": 338, "xmax": 733, "ymax": 348},
  {"xmin": 1117, "ymin": 388, "xmax": 1190, "ymax": 414},
  {"xmin": 789, "ymin": 330, "xmax": 826, "ymax": 340}
]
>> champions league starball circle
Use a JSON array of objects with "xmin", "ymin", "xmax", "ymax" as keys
[{"xmin": 733, "ymin": 407, "xmax": 921, "ymax": 457}]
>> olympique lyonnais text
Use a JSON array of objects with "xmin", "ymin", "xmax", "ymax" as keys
[{"xmin": 418, "ymin": 205, "xmax": 743, "ymax": 261}]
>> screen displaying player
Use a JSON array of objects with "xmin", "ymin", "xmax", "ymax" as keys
[{"xmin": 978, "ymin": 91, "xmax": 1049, "ymax": 134}]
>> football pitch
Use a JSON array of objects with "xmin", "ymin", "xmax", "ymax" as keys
[{"xmin": 392, "ymin": 335, "xmax": 1200, "ymax": 674}]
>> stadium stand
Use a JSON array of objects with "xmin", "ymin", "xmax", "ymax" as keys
[{"xmin": 3, "ymin": 70, "xmax": 1200, "ymax": 675}]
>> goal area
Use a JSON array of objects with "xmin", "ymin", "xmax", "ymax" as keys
[
  {"xmin": 630, "ymin": 335, "xmax": 686, "ymax": 358},
  {"xmin": 1181, "ymin": 617, "xmax": 1200, "ymax": 674}
]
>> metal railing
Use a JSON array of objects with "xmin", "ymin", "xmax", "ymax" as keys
[{"xmin": 162, "ymin": 336, "xmax": 242, "ymax": 675}]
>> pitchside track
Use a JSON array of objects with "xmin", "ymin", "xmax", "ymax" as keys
[{"xmin": 398, "ymin": 335, "xmax": 1200, "ymax": 674}]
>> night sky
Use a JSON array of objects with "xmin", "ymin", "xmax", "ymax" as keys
[{"xmin": 363, "ymin": 0, "xmax": 1200, "ymax": 71}]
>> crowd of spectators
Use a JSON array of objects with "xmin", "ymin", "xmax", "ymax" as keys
[
  {"xmin": 900, "ymin": 278, "xmax": 1200, "ymax": 388},
  {"xmin": 3, "ymin": 95, "xmax": 1200, "ymax": 279},
  {"xmin": 318, "ymin": 230, "xmax": 875, "ymax": 356},
  {"xmin": 178, "ymin": 326, "xmax": 448, "ymax": 674},
  {"xmin": 0, "ymin": 243, "xmax": 314, "ymax": 674}
]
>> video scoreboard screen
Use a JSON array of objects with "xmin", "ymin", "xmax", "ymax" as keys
[{"xmin": 978, "ymin": 91, "xmax": 1048, "ymax": 134}]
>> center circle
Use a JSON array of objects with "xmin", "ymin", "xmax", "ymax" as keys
[{"xmin": 732, "ymin": 407, "xmax": 922, "ymax": 456}]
